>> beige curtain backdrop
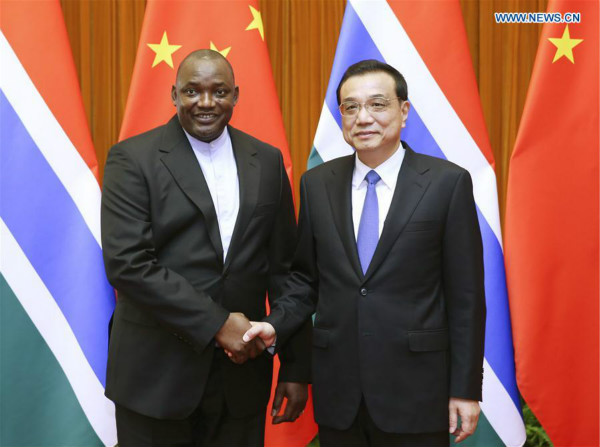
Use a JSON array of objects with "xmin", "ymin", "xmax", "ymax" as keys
[{"xmin": 60, "ymin": 0, "xmax": 547, "ymax": 224}]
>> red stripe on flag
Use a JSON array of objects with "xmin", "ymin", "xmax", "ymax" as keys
[
  {"xmin": 0, "ymin": 0, "xmax": 99, "ymax": 181},
  {"xmin": 386, "ymin": 0, "xmax": 495, "ymax": 166}
]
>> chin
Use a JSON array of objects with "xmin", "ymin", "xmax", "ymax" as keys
[
  {"xmin": 355, "ymin": 144, "xmax": 377, "ymax": 153},
  {"xmin": 194, "ymin": 128, "xmax": 219, "ymax": 141}
]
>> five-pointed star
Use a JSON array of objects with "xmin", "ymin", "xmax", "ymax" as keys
[
  {"xmin": 245, "ymin": 5, "xmax": 264, "ymax": 41},
  {"xmin": 147, "ymin": 31, "xmax": 182, "ymax": 68},
  {"xmin": 548, "ymin": 25, "xmax": 583, "ymax": 63},
  {"xmin": 210, "ymin": 41, "xmax": 231, "ymax": 58}
]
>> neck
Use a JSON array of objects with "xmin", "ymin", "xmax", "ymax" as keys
[{"xmin": 357, "ymin": 142, "xmax": 401, "ymax": 168}]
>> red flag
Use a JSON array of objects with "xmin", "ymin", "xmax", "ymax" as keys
[
  {"xmin": 505, "ymin": 1, "xmax": 599, "ymax": 446},
  {"xmin": 120, "ymin": 1, "xmax": 316, "ymax": 445}
]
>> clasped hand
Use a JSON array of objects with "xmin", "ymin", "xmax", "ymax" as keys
[{"xmin": 215, "ymin": 312, "xmax": 266, "ymax": 364}]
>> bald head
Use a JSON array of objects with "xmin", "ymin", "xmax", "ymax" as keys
[
  {"xmin": 171, "ymin": 48, "xmax": 239, "ymax": 143},
  {"xmin": 176, "ymin": 49, "xmax": 235, "ymax": 85}
]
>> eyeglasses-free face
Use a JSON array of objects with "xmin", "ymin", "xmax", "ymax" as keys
[{"xmin": 171, "ymin": 56, "xmax": 238, "ymax": 143}]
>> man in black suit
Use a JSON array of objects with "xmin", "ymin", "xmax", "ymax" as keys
[
  {"xmin": 101, "ymin": 49, "xmax": 309, "ymax": 447},
  {"xmin": 244, "ymin": 60, "xmax": 486, "ymax": 447}
]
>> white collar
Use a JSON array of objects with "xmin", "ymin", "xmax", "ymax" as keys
[
  {"xmin": 184, "ymin": 127, "xmax": 230, "ymax": 154},
  {"xmin": 352, "ymin": 144, "xmax": 406, "ymax": 190}
]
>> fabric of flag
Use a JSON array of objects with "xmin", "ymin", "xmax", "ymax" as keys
[
  {"xmin": 505, "ymin": 1, "xmax": 599, "ymax": 446},
  {"xmin": 309, "ymin": 1, "xmax": 526, "ymax": 446},
  {"xmin": 0, "ymin": 1, "xmax": 117, "ymax": 446},
  {"xmin": 119, "ymin": 1, "xmax": 316, "ymax": 445}
]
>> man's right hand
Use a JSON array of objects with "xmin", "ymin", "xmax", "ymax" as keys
[
  {"xmin": 243, "ymin": 322, "xmax": 277, "ymax": 348},
  {"xmin": 215, "ymin": 313, "xmax": 265, "ymax": 364}
]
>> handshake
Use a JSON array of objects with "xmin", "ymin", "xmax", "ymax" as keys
[{"xmin": 215, "ymin": 312, "xmax": 277, "ymax": 364}]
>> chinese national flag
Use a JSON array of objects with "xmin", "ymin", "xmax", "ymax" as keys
[
  {"xmin": 505, "ymin": 1, "xmax": 599, "ymax": 446},
  {"xmin": 120, "ymin": 1, "xmax": 316, "ymax": 446},
  {"xmin": 120, "ymin": 0, "xmax": 293, "ymax": 183}
]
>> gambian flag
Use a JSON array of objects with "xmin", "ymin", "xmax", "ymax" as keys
[
  {"xmin": 309, "ymin": 1, "xmax": 526, "ymax": 446},
  {"xmin": 119, "ymin": 1, "xmax": 316, "ymax": 445},
  {"xmin": 505, "ymin": 1, "xmax": 599, "ymax": 446},
  {"xmin": 0, "ymin": 0, "xmax": 117, "ymax": 445}
]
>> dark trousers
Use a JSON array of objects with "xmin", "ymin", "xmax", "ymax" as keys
[
  {"xmin": 116, "ymin": 354, "xmax": 266, "ymax": 447},
  {"xmin": 319, "ymin": 399, "xmax": 449, "ymax": 447}
]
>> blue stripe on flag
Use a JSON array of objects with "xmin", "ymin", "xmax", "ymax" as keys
[
  {"xmin": 0, "ymin": 90, "xmax": 114, "ymax": 386},
  {"xmin": 324, "ymin": 1, "xmax": 385, "ymax": 129},
  {"xmin": 401, "ymin": 107, "xmax": 447, "ymax": 160},
  {"xmin": 477, "ymin": 208, "xmax": 520, "ymax": 408}
]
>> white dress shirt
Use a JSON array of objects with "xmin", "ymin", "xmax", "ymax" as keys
[
  {"xmin": 351, "ymin": 146, "xmax": 406, "ymax": 240},
  {"xmin": 185, "ymin": 128, "xmax": 239, "ymax": 261}
]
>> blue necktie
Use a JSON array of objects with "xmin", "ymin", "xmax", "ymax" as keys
[{"xmin": 357, "ymin": 170, "xmax": 381, "ymax": 274}]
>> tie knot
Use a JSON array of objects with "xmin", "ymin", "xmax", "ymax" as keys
[{"xmin": 365, "ymin": 170, "xmax": 381, "ymax": 186}]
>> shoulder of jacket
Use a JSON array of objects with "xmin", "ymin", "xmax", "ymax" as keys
[
  {"xmin": 109, "ymin": 123, "xmax": 166, "ymax": 157},
  {"xmin": 228, "ymin": 126, "xmax": 281, "ymax": 157},
  {"xmin": 410, "ymin": 150, "xmax": 469, "ymax": 177},
  {"xmin": 301, "ymin": 154, "xmax": 354, "ymax": 181}
]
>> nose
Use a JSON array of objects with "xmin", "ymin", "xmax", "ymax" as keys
[
  {"xmin": 196, "ymin": 92, "xmax": 215, "ymax": 108},
  {"xmin": 356, "ymin": 104, "xmax": 374, "ymax": 124}
]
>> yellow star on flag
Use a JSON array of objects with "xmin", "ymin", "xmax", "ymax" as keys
[
  {"xmin": 548, "ymin": 25, "xmax": 583, "ymax": 63},
  {"xmin": 210, "ymin": 42, "xmax": 232, "ymax": 58},
  {"xmin": 245, "ymin": 5, "xmax": 264, "ymax": 41},
  {"xmin": 147, "ymin": 31, "xmax": 182, "ymax": 68}
]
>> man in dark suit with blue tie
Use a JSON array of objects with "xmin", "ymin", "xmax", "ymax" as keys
[{"xmin": 243, "ymin": 59, "xmax": 486, "ymax": 447}]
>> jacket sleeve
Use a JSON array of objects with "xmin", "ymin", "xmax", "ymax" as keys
[
  {"xmin": 442, "ymin": 170, "xmax": 486, "ymax": 400},
  {"xmin": 266, "ymin": 152, "xmax": 312, "ymax": 383},
  {"xmin": 101, "ymin": 144, "xmax": 229, "ymax": 353},
  {"xmin": 266, "ymin": 172, "xmax": 319, "ymax": 352}
]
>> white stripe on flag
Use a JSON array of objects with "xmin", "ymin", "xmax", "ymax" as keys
[
  {"xmin": 482, "ymin": 358, "xmax": 526, "ymax": 447},
  {"xmin": 313, "ymin": 102, "xmax": 354, "ymax": 162},
  {"xmin": 350, "ymin": 0, "xmax": 503, "ymax": 245},
  {"xmin": 0, "ymin": 32, "xmax": 102, "ymax": 247},
  {"xmin": 0, "ymin": 219, "xmax": 117, "ymax": 446}
]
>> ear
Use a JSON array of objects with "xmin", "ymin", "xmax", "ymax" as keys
[
  {"xmin": 233, "ymin": 86, "xmax": 239, "ymax": 106},
  {"xmin": 400, "ymin": 100, "xmax": 410, "ymax": 128},
  {"xmin": 171, "ymin": 85, "xmax": 177, "ymax": 106}
]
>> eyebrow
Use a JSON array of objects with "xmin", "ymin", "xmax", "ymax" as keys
[
  {"xmin": 180, "ymin": 80, "xmax": 228, "ymax": 88},
  {"xmin": 342, "ymin": 93, "xmax": 388, "ymax": 102}
]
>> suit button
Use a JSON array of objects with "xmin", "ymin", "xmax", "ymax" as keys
[{"xmin": 360, "ymin": 288, "xmax": 367, "ymax": 296}]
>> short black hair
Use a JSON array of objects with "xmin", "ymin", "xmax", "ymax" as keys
[{"xmin": 336, "ymin": 59, "xmax": 408, "ymax": 105}]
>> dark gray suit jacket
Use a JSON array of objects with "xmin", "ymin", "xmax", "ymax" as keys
[
  {"xmin": 101, "ymin": 116, "xmax": 310, "ymax": 419},
  {"xmin": 267, "ymin": 142, "xmax": 485, "ymax": 433}
]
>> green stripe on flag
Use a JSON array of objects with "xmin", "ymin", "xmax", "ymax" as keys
[
  {"xmin": 307, "ymin": 148, "xmax": 325, "ymax": 170},
  {"xmin": 450, "ymin": 411, "xmax": 504, "ymax": 446},
  {"xmin": 0, "ymin": 274, "xmax": 103, "ymax": 447}
]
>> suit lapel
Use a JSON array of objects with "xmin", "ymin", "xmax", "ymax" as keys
[
  {"xmin": 325, "ymin": 155, "xmax": 364, "ymax": 280},
  {"xmin": 159, "ymin": 116, "xmax": 224, "ymax": 260},
  {"xmin": 224, "ymin": 127, "xmax": 260, "ymax": 271},
  {"xmin": 364, "ymin": 146, "xmax": 431, "ymax": 281}
]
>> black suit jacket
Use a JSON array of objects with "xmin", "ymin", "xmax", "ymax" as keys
[
  {"xmin": 101, "ymin": 116, "xmax": 310, "ymax": 419},
  {"xmin": 267, "ymin": 143, "xmax": 486, "ymax": 433}
]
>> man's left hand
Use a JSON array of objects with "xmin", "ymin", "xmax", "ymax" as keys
[
  {"xmin": 271, "ymin": 382, "xmax": 308, "ymax": 424},
  {"xmin": 449, "ymin": 397, "xmax": 480, "ymax": 443}
]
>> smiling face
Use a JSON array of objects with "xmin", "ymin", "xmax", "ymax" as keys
[
  {"xmin": 171, "ymin": 55, "xmax": 238, "ymax": 142},
  {"xmin": 339, "ymin": 71, "xmax": 410, "ymax": 167}
]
